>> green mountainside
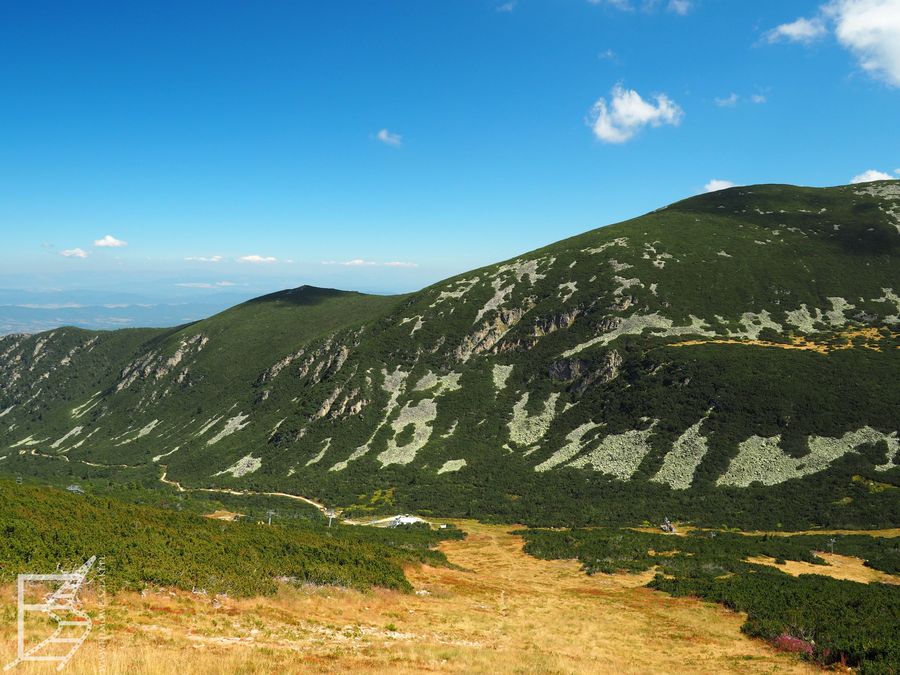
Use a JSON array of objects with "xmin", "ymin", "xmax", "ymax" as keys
[
  {"xmin": 1, "ymin": 181, "xmax": 898, "ymax": 528},
  {"xmin": 0, "ymin": 478, "xmax": 457, "ymax": 595}
]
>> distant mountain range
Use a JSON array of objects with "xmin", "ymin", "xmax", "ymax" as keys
[
  {"xmin": 0, "ymin": 288, "xmax": 258, "ymax": 335},
  {"xmin": 1, "ymin": 181, "xmax": 898, "ymax": 529}
]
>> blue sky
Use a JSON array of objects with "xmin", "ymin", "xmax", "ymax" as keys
[{"xmin": 1, "ymin": 0, "xmax": 898, "ymax": 323}]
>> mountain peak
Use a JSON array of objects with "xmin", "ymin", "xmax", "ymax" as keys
[{"xmin": 246, "ymin": 285, "xmax": 358, "ymax": 306}]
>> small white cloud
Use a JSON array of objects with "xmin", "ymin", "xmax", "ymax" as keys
[
  {"xmin": 589, "ymin": 85, "xmax": 683, "ymax": 143},
  {"xmin": 704, "ymin": 179, "xmax": 736, "ymax": 192},
  {"xmin": 764, "ymin": 16, "xmax": 828, "ymax": 44},
  {"xmin": 320, "ymin": 259, "xmax": 417, "ymax": 268},
  {"xmin": 715, "ymin": 93, "xmax": 739, "ymax": 107},
  {"xmin": 590, "ymin": 0, "xmax": 691, "ymax": 13},
  {"xmin": 895, "ymin": 168, "xmax": 900, "ymax": 175},
  {"xmin": 588, "ymin": 0, "xmax": 634, "ymax": 9},
  {"xmin": 238, "ymin": 255, "xmax": 278, "ymax": 264},
  {"xmin": 175, "ymin": 281, "xmax": 236, "ymax": 289},
  {"xmin": 750, "ymin": 94, "xmax": 767, "ymax": 104},
  {"xmin": 94, "ymin": 234, "xmax": 128, "ymax": 248},
  {"xmin": 185, "ymin": 255, "xmax": 223, "ymax": 262},
  {"xmin": 321, "ymin": 259, "xmax": 373, "ymax": 266},
  {"xmin": 60, "ymin": 248, "xmax": 89, "ymax": 258},
  {"xmin": 376, "ymin": 128, "xmax": 402, "ymax": 147},
  {"xmin": 850, "ymin": 169, "xmax": 894, "ymax": 183},
  {"xmin": 598, "ymin": 48, "xmax": 618, "ymax": 61},
  {"xmin": 496, "ymin": 1, "xmax": 516, "ymax": 11}
]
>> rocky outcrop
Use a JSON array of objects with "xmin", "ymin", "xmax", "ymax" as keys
[
  {"xmin": 534, "ymin": 309, "xmax": 582, "ymax": 337},
  {"xmin": 455, "ymin": 304, "xmax": 533, "ymax": 362},
  {"xmin": 549, "ymin": 349, "xmax": 623, "ymax": 396}
]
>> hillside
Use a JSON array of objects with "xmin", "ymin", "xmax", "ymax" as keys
[
  {"xmin": 1, "ymin": 181, "xmax": 898, "ymax": 528},
  {"xmin": 0, "ymin": 478, "xmax": 461, "ymax": 595}
]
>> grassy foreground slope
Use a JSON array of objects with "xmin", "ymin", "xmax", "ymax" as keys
[
  {"xmin": 521, "ymin": 527, "xmax": 900, "ymax": 672},
  {"xmin": 0, "ymin": 182, "xmax": 898, "ymax": 528},
  {"xmin": 0, "ymin": 521, "xmax": 818, "ymax": 674}
]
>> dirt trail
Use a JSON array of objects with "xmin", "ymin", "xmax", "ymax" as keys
[
  {"xmin": 158, "ymin": 467, "xmax": 330, "ymax": 514},
  {"xmin": 0, "ymin": 522, "xmax": 816, "ymax": 674}
]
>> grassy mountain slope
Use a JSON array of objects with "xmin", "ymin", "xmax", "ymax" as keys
[
  {"xmin": 0, "ymin": 478, "xmax": 457, "ymax": 595},
  {"xmin": 1, "ymin": 182, "xmax": 898, "ymax": 528}
]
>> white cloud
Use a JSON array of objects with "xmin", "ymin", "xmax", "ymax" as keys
[
  {"xmin": 764, "ymin": 16, "xmax": 828, "ymax": 44},
  {"xmin": 598, "ymin": 48, "xmax": 618, "ymax": 61},
  {"xmin": 321, "ymin": 258, "xmax": 377, "ymax": 266},
  {"xmin": 175, "ymin": 281, "xmax": 236, "ymax": 288},
  {"xmin": 667, "ymin": 0, "xmax": 691, "ymax": 15},
  {"xmin": 588, "ymin": 0, "xmax": 633, "ymax": 9},
  {"xmin": 94, "ymin": 234, "xmax": 128, "ymax": 248},
  {"xmin": 826, "ymin": 0, "xmax": 900, "ymax": 86},
  {"xmin": 185, "ymin": 255, "xmax": 223, "ymax": 263},
  {"xmin": 896, "ymin": 168, "xmax": 900, "ymax": 175},
  {"xmin": 376, "ymin": 129, "xmax": 402, "ymax": 147},
  {"xmin": 589, "ymin": 85, "xmax": 683, "ymax": 143},
  {"xmin": 715, "ymin": 93, "xmax": 739, "ymax": 107},
  {"xmin": 850, "ymin": 169, "xmax": 895, "ymax": 183},
  {"xmin": 238, "ymin": 255, "xmax": 278, "ymax": 264},
  {"xmin": 704, "ymin": 179, "xmax": 736, "ymax": 192},
  {"xmin": 715, "ymin": 93, "xmax": 768, "ymax": 107},
  {"xmin": 60, "ymin": 248, "xmax": 89, "ymax": 258},
  {"xmin": 321, "ymin": 259, "xmax": 418, "ymax": 268},
  {"xmin": 589, "ymin": 0, "xmax": 691, "ymax": 12},
  {"xmin": 764, "ymin": 2, "xmax": 900, "ymax": 87},
  {"xmin": 496, "ymin": 1, "xmax": 516, "ymax": 12}
]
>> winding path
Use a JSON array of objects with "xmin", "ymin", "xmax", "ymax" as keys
[{"xmin": 158, "ymin": 467, "xmax": 330, "ymax": 514}]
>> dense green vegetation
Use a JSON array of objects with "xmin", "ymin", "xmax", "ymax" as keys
[
  {"xmin": 0, "ymin": 480, "xmax": 460, "ymax": 596},
  {"xmin": 520, "ymin": 527, "xmax": 900, "ymax": 672},
  {"xmin": 0, "ymin": 182, "xmax": 897, "ymax": 531}
]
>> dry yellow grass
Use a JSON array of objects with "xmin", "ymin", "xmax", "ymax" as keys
[
  {"xmin": 746, "ymin": 553, "xmax": 900, "ymax": 586},
  {"xmin": 669, "ymin": 327, "xmax": 896, "ymax": 355},
  {"xmin": 635, "ymin": 525, "xmax": 900, "ymax": 538},
  {"xmin": 0, "ymin": 521, "xmax": 817, "ymax": 674},
  {"xmin": 737, "ymin": 527, "xmax": 900, "ymax": 538}
]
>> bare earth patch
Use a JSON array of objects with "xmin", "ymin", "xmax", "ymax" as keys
[{"xmin": 203, "ymin": 510, "xmax": 244, "ymax": 522}]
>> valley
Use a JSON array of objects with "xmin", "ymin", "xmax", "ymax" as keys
[
  {"xmin": 4, "ymin": 3, "xmax": 900, "ymax": 671},
  {"xmin": 1, "ymin": 182, "xmax": 898, "ymax": 531},
  {"xmin": 1, "ymin": 181, "xmax": 898, "ymax": 672}
]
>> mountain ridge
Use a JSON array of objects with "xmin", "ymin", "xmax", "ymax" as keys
[{"xmin": 1, "ymin": 181, "xmax": 898, "ymax": 529}]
